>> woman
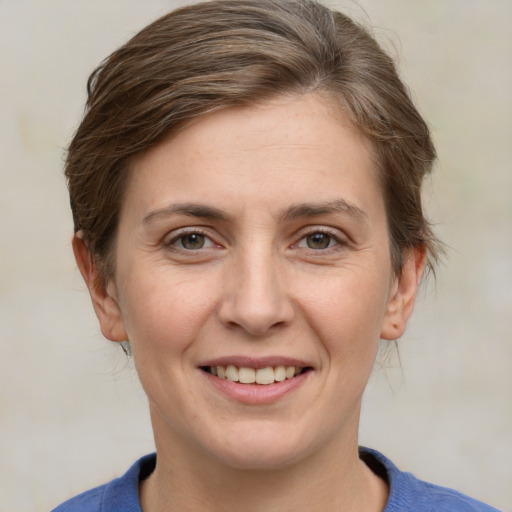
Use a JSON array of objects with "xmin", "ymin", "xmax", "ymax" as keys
[{"xmin": 53, "ymin": 0, "xmax": 500, "ymax": 510}]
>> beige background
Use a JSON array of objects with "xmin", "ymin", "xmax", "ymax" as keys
[{"xmin": 1, "ymin": 1, "xmax": 511, "ymax": 510}]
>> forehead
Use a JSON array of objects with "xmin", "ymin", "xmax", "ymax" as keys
[{"xmin": 124, "ymin": 94, "xmax": 382, "ymax": 220}]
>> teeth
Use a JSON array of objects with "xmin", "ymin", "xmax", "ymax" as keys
[
  {"xmin": 286, "ymin": 366, "xmax": 296, "ymax": 379},
  {"xmin": 255, "ymin": 367, "xmax": 274, "ymax": 385},
  {"xmin": 225, "ymin": 365, "xmax": 238, "ymax": 382},
  {"xmin": 239, "ymin": 367, "xmax": 256, "ymax": 384},
  {"xmin": 210, "ymin": 365, "xmax": 304, "ymax": 385},
  {"xmin": 274, "ymin": 365, "xmax": 286, "ymax": 382}
]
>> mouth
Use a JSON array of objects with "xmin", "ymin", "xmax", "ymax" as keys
[{"xmin": 200, "ymin": 365, "xmax": 313, "ymax": 385}]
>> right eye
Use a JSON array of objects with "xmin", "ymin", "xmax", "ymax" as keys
[{"xmin": 168, "ymin": 231, "xmax": 215, "ymax": 251}]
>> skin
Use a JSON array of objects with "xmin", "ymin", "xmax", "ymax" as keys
[{"xmin": 74, "ymin": 94, "xmax": 424, "ymax": 512}]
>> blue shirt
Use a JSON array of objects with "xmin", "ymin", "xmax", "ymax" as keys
[{"xmin": 52, "ymin": 448, "xmax": 502, "ymax": 511}]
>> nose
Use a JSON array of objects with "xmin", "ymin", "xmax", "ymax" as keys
[{"xmin": 218, "ymin": 247, "xmax": 295, "ymax": 336}]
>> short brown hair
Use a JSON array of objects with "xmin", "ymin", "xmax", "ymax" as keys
[{"xmin": 66, "ymin": 0, "xmax": 440, "ymax": 283}]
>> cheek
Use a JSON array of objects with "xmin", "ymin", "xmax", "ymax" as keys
[
  {"xmin": 296, "ymin": 266, "xmax": 391, "ymax": 354},
  {"xmin": 117, "ymin": 269, "xmax": 220, "ymax": 352}
]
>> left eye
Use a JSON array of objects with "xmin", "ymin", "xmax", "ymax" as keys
[
  {"xmin": 172, "ymin": 232, "xmax": 214, "ymax": 250},
  {"xmin": 298, "ymin": 232, "xmax": 338, "ymax": 250}
]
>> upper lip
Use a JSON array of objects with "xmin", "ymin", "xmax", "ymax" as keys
[{"xmin": 198, "ymin": 356, "xmax": 313, "ymax": 370}]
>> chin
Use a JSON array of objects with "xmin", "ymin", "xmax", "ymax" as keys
[
  {"xmin": 215, "ymin": 447, "xmax": 304, "ymax": 471},
  {"xmin": 204, "ymin": 423, "xmax": 318, "ymax": 471}
]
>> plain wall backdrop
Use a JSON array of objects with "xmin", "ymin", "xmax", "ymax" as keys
[{"xmin": 0, "ymin": 1, "xmax": 511, "ymax": 510}]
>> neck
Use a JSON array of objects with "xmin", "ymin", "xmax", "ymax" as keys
[{"xmin": 140, "ymin": 416, "xmax": 388, "ymax": 512}]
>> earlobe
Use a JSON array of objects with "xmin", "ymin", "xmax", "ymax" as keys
[
  {"xmin": 380, "ymin": 246, "xmax": 426, "ymax": 341},
  {"xmin": 72, "ymin": 233, "xmax": 128, "ymax": 342}
]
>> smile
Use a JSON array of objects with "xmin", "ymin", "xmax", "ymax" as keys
[{"xmin": 202, "ymin": 365, "xmax": 310, "ymax": 385}]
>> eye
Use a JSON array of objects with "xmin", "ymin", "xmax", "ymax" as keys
[
  {"xmin": 296, "ymin": 230, "xmax": 343, "ymax": 250},
  {"xmin": 170, "ymin": 231, "xmax": 215, "ymax": 250},
  {"xmin": 305, "ymin": 232, "xmax": 333, "ymax": 249}
]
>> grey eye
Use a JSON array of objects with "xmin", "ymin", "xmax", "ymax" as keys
[
  {"xmin": 179, "ymin": 233, "xmax": 206, "ymax": 250},
  {"xmin": 306, "ymin": 233, "xmax": 332, "ymax": 249}
]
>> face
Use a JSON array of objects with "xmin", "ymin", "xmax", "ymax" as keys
[{"xmin": 76, "ymin": 94, "xmax": 422, "ymax": 471}]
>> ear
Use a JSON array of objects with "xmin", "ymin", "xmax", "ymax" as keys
[
  {"xmin": 380, "ymin": 246, "xmax": 426, "ymax": 340},
  {"xmin": 72, "ymin": 233, "xmax": 128, "ymax": 342}
]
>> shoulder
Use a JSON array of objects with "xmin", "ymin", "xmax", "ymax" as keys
[
  {"xmin": 50, "ymin": 453, "xmax": 156, "ymax": 512},
  {"xmin": 360, "ymin": 448, "xmax": 502, "ymax": 512},
  {"xmin": 51, "ymin": 484, "xmax": 106, "ymax": 512}
]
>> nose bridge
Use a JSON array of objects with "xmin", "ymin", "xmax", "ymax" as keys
[{"xmin": 218, "ymin": 236, "xmax": 293, "ymax": 335}]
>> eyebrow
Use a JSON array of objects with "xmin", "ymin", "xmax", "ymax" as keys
[
  {"xmin": 142, "ymin": 203, "xmax": 233, "ymax": 224},
  {"xmin": 279, "ymin": 199, "xmax": 368, "ymax": 223},
  {"xmin": 142, "ymin": 198, "xmax": 367, "ymax": 225}
]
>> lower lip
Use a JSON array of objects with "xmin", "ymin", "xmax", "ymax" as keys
[{"xmin": 201, "ymin": 370, "xmax": 312, "ymax": 404}]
